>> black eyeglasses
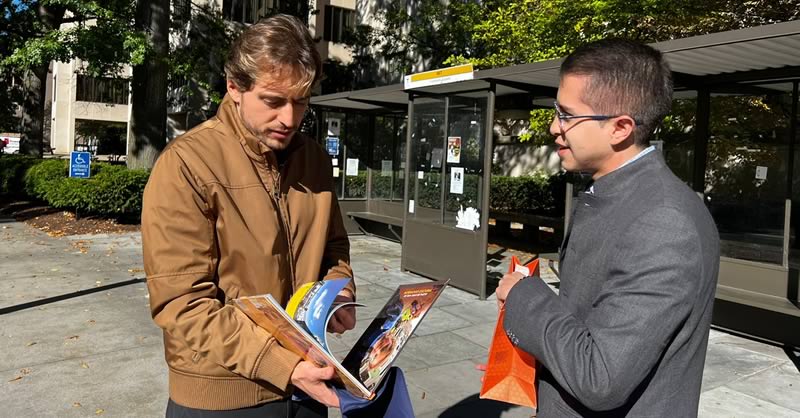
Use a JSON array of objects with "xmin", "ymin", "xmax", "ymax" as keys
[{"xmin": 553, "ymin": 101, "xmax": 639, "ymax": 130}]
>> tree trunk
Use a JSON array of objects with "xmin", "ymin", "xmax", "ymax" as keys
[
  {"xmin": 19, "ymin": 68, "xmax": 45, "ymax": 157},
  {"xmin": 19, "ymin": 4, "xmax": 65, "ymax": 157},
  {"xmin": 127, "ymin": 0, "xmax": 169, "ymax": 170}
]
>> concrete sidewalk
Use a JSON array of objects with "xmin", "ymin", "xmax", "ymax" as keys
[{"xmin": 1, "ymin": 220, "xmax": 799, "ymax": 417}]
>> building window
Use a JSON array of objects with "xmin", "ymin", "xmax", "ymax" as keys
[
  {"xmin": 173, "ymin": 0, "xmax": 191, "ymax": 26},
  {"xmin": 223, "ymin": 0, "xmax": 284, "ymax": 24},
  {"xmin": 76, "ymin": 75, "xmax": 129, "ymax": 105},
  {"xmin": 323, "ymin": 5, "xmax": 355, "ymax": 44}
]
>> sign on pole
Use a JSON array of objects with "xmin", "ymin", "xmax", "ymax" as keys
[
  {"xmin": 70, "ymin": 151, "xmax": 92, "ymax": 178},
  {"xmin": 404, "ymin": 64, "xmax": 474, "ymax": 90}
]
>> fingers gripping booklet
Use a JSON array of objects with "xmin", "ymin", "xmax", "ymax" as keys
[{"xmin": 234, "ymin": 278, "xmax": 449, "ymax": 399}]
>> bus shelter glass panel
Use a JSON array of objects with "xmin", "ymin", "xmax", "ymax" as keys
[
  {"xmin": 444, "ymin": 95, "xmax": 488, "ymax": 228},
  {"xmin": 409, "ymin": 98, "xmax": 446, "ymax": 222},
  {"xmin": 344, "ymin": 113, "xmax": 370, "ymax": 199},
  {"xmin": 654, "ymin": 92, "xmax": 697, "ymax": 187},
  {"xmin": 371, "ymin": 115, "xmax": 406, "ymax": 202},
  {"xmin": 394, "ymin": 118, "xmax": 408, "ymax": 202},
  {"xmin": 705, "ymin": 87, "xmax": 792, "ymax": 265}
]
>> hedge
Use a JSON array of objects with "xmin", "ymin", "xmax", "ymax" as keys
[
  {"xmin": 0, "ymin": 155, "xmax": 40, "ymax": 198},
  {"xmin": 0, "ymin": 157, "xmax": 149, "ymax": 218},
  {"xmin": 2, "ymin": 156, "xmax": 566, "ymax": 219},
  {"xmin": 341, "ymin": 169, "xmax": 566, "ymax": 216}
]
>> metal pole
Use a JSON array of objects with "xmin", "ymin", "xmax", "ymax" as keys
[
  {"xmin": 479, "ymin": 84, "xmax": 496, "ymax": 300},
  {"xmin": 440, "ymin": 96, "xmax": 450, "ymax": 224},
  {"xmin": 784, "ymin": 82, "xmax": 799, "ymax": 268},
  {"xmin": 401, "ymin": 94, "xmax": 415, "ymax": 271}
]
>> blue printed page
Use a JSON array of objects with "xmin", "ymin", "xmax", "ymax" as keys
[{"xmin": 291, "ymin": 278, "xmax": 350, "ymax": 351}]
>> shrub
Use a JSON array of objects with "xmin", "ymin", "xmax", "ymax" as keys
[
  {"xmin": 24, "ymin": 159, "xmax": 68, "ymax": 201},
  {"xmin": 22, "ymin": 159, "xmax": 149, "ymax": 217},
  {"xmin": 0, "ymin": 155, "xmax": 40, "ymax": 198},
  {"xmin": 413, "ymin": 171, "xmax": 566, "ymax": 217}
]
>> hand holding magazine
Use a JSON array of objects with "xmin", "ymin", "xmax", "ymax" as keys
[{"xmin": 234, "ymin": 278, "xmax": 449, "ymax": 399}]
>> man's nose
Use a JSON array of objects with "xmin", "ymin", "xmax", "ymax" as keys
[
  {"xmin": 549, "ymin": 114, "xmax": 561, "ymax": 137},
  {"xmin": 277, "ymin": 103, "xmax": 298, "ymax": 128}
]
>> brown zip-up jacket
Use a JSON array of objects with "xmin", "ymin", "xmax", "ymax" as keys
[{"xmin": 141, "ymin": 95, "xmax": 354, "ymax": 410}]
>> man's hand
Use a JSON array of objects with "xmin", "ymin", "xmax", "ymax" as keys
[
  {"xmin": 290, "ymin": 361, "xmax": 340, "ymax": 408},
  {"xmin": 496, "ymin": 271, "xmax": 525, "ymax": 308},
  {"xmin": 327, "ymin": 289, "xmax": 356, "ymax": 334},
  {"xmin": 476, "ymin": 363, "xmax": 488, "ymax": 384}
]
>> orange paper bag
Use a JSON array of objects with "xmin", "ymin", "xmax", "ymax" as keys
[{"xmin": 479, "ymin": 257, "xmax": 538, "ymax": 408}]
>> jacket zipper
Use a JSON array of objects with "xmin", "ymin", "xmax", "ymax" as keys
[{"xmin": 265, "ymin": 155, "xmax": 297, "ymax": 295}]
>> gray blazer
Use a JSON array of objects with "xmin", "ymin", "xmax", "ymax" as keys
[{"xmin": 504, "ymin": 151, "xmax": 719, "ymax": 417}]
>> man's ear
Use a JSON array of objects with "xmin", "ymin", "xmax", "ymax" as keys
[
  {"xmin": 226, "ymin": 79, "xmax": 242, "ymax": 103},
  {"xmin": 609, "ymin": 116, "xmax": 636, "ymax": 146}
]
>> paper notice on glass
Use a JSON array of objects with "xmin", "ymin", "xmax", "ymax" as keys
[
  {"xmin": 450, "ymin": 167, "xmax": 464, "ymax": 194},
  {"xmin": 331, "ymin": 158, "xmax": 338, "ymax": 166},
  {"xmin": 381, "ymin": 160, "xmax": 392, "ymax": 177},
  {"xmin": 756, "ymin": 166, "xmax": 768, "ymax": 180},
  {"xmin": 447, "ymin": 136, "xmax": 462, "ymax": 163},
  {"xmin": 408, "ymin": 199, "xmax": 415, "ymax": 213},
  {"xmin": 431, "ymin": 148, "xmax": 443, "ymax": 168},
  {"xmin": 346, "ymin": 158, "xmax": 359, "ymax": 176},
  {"xmin": 417, "ymin": 171, "xmax": 424, "ymax": 179},
  {"xmin": 333, "ymin": 167, "xmax": 340, "ymax": 178}
]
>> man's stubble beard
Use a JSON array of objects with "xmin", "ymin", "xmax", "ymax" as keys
[{"xmin": 238, "ymin": 107, "xmax": 294, "ymax": 151}]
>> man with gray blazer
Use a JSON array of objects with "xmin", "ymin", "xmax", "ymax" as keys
[{"xmin": 495, "ymin": 39, "xmax": 720, "ymax": 417}]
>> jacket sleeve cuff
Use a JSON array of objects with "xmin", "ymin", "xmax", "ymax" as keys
[
  {"xmin": 252, "ymin": 339, "xmax": 303, "ymax": 393},
  {"xmin": 503, "ymin": 276, "xmax": 557, "ymax": 351}
]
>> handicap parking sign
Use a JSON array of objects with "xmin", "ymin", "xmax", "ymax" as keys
[{"xmin": 70, "ymin": 151, "xmax": 92, "ymax": 178}]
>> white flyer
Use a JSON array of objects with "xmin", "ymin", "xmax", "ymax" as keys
[
  {"xmin": 346, "ymin": 158, "xmax": 359, "ymax": 176},
  {"xmin": 381, "ymin": 160, "xmax": 393, "ymax": 177},
  {"xmin": 450, "ymin": 167, "xmax": 464, "ymax": 194},
  {"xmin": 333, "ymin": 167, "xmax": 340, "ymax": 178}
]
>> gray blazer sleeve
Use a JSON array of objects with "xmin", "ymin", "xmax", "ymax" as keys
[{"xmin": 503, "ymin": 206, "xmax": 701, "ymax": 411}]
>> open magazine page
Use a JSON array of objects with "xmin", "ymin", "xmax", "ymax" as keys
[
  {"xmin": 234, "ymin": 294, "xmax": 371, "ymax": 398},
  {"xmin": 341, "ymin": 280, "xmax": 448, "ymax": 393},
  {"xmin": 286, "ymin": 278, "xmax": 350, "ymax": 351}
]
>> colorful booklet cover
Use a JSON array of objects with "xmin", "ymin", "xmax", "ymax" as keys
[{"xmin": 234, "ymin": 278, "xmax": 449, "ymax": 399}]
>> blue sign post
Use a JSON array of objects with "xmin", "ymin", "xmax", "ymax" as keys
[{"xmin": 70, "ymin": 151, "xmax": 92, "ymax": 178}]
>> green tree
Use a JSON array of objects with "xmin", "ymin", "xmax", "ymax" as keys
[{"xmin": 2, "ymin": 0, "xmax": 148, "ymax": 157}]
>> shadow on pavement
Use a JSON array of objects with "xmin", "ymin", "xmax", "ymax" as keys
[
  {"xmin": 0, "ymin": 277, "xmax": 146, "ymax": 315},
  {"xmin": 437, "ymin": 394, "xmax": 530, "ymax": 418}
]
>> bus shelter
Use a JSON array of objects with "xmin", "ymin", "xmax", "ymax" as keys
[
  {"xmin": 313, "ymin": 20, "xmax": 800, "ymax": 347},
  {"xmin": 313, "ymin": 72, "xmax": 557, "ymax": 298}
]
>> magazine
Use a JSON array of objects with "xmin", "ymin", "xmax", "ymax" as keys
[{"xmin": 234, "ymin": 278, "xmax": 449, "ymax": 399}]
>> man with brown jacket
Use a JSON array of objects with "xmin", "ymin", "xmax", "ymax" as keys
[{"xmin": 142, "ymin": 14, "xmax": 355, "ymax": 418}]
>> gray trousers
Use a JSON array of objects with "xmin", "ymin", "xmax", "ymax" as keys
[{"xmin": 166, "ymin": 398, "xmax": 327, "ymax": 418}]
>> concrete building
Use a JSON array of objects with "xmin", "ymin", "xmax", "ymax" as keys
[{"xmin": 47, "ymin": 0, "xmax": 364, "ymax": 158}]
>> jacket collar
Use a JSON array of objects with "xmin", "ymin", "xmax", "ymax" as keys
[{"xmin": 216, "ymin": 93, "xmax": 305, "ymax": 162}]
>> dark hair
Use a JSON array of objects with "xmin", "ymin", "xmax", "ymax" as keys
[
  {"xmin": 560, "ymin": 39, "xmax": 673, "ymax": 145},
  {"xmin": 225, "ymin": 14, "xmax": 322, "ymax": 93}
]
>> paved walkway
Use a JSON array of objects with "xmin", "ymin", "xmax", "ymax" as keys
[{"xmin": 1, "ymin": 220, "xmax": 798, "ymax": 417}]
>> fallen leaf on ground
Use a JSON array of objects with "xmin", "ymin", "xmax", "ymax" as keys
[
  {"xmin": 19, "ymin": 368, "xmax": 31, "ymax": 376},
  {"xmin": 80, "ymin": 362, "xmax": 89, "ymax": 369},
  {"xmin": 87, "ymin": 319, "xmax": 96, "ymax": 325},
  {"xmin": 65, "ymin": 335, "xmax": 79, "ymax": 341},
  {"xmin": 95, "ymin": 408, "xmax": 105, "ymax": 415},
  {"xmin": 8, "ymin": 376, "xmax": 23, "ymax": 382},
  {"xmin": 26, "ymin": 341, "xmax": 37, "ymax": 347},
  {"xmin": 73, "ymin": 402, "xmax": 82, "ymax": 408}
]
